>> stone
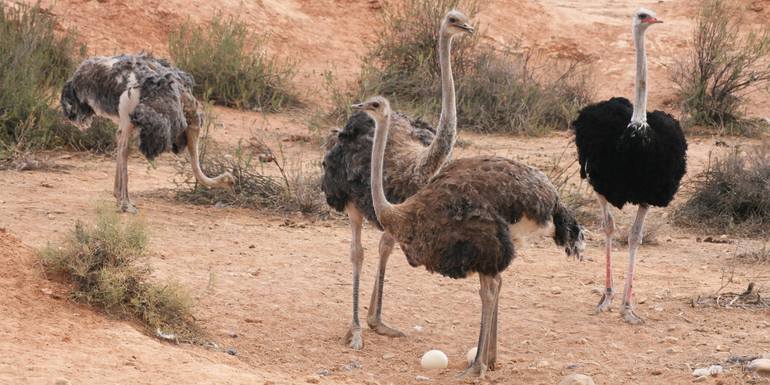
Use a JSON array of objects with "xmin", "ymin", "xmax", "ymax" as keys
[
  {"xmin": 551, "ymin": 287, "xmax": 562, "ymax": 295},
  {"xmin": 415, "ymin": 375, "xmax": 431, "ymax": 381},
  {"xmin": 382, "ymin": 352, "xmax": 395, "ymax": 360},
  {"xmin": 662, "ymin": 336, "xmax": 679, "ymax": 343},
  {"xmin": 557, "ymin": 374, "xmax": 596, "ymax": 385},
  {"xmin": 54, "ymin": 380, "xmax": 72, "ymax": 385},
  {"xmin": 715, "ymin": 345, "xmax": 730, "ymax": 352},
  {"xmin": 748, "ymin": 358, "xmax": 770, "ymax": 374}
]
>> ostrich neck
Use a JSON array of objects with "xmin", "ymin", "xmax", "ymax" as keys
[
  {"xmin": 420, "ymin": 31, "xmax": 456, "ymax": 175},
  {"xmin": 371, "ymin": 113, "xmax": 397, "ymax": 224},
  {"xmin": 631, "ymin": 26, "xmax": 648, "ymax": 125}
]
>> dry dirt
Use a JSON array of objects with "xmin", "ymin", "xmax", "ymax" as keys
[{"xmin": 3, "ymin": 0, "xmax": 770, "ymax": 384}]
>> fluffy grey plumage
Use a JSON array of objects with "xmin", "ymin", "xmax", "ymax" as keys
[{"xmin": 61, "ymin": 53, "xmax": 195, "ymax": 159}]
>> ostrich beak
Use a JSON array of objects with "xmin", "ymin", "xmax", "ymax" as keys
[
  {"xmin": 642, "ymin": 17, "xmax": 662, "ymax": 24},
  {"xmin": 459, "ymin": 23, "xmax": 475, "ymax": 34}
]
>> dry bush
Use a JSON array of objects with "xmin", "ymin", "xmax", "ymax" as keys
[
  {"xmin": 0, "ymin": 2, "xmax": 107, "ymax": 159},
  {"xmin": 326, "ymin": 0, "xmax": 592, "ymax": 134},
  {"xmin": 674, "ymin": 143, "xmax": 770, "ymax": 237},
  {"xmin": 40, "ymin": 205, "xmax": 200, "ymax": 342},
  {"xmin": 546, "ymin": 144, "xmax": 598, "ymax": 225},
  {"xmin": 173, "ymin": 116, "xmax": 326, "ymax": 215},
  {"xmin": 169, "ymin": 14, "xmax": 300, "ymax": 112},
  {"xmin": 672, "ymin": 0, "xmax": 770, "ymax": 135},
  {"xmin": 734, "ymin": 244, "xmax": 770, "ymax": 264}
]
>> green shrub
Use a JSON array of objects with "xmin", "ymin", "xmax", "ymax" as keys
[
  {"xmin": 328, "ymin": 0, "xmax": 592, "ymax": 134},
  {"xmin": 169, "ymin": 15, "xmax": 300, "ymax": 112},
  {"xmin": 674, "ymin": 144, "xmax": 770, "ymax": 237},
  {"xmin": 0, "ymin": 3, "xmax": 85, "ymax": 157},
  {"xmin": 41, "ymin": 205, "xmax": 200, "ymax": 342},
  {"xmin": 672, "ymin": 0, "xmax": 770, "ymax": 134}
]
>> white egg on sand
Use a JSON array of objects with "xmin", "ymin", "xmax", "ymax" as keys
[
  {"xmin": 420, "ymin": 349, "xmax": 449, "ymax": 369},
  {"xmin": 466, "ymin": 347, "xmax": 478, "ymax": 365}
]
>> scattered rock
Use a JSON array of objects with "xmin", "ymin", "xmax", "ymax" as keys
[
  {"xmin": 226, "ymin": 348, "xmax": 238, "ymax": 356},
  {"xmin": 382, "ymin": 352, "xmax": 396, "ymax": 360},
  {"xmin": 748, "ymin": 358, "xmax": 770, "ymax": 374},
  {"xmin": 305, "ymin": 376, "xmax": 320, "ymax": 384},
  {"xmin": 715, "ymin": 345, "xmax": 730, "ymax": 352},
  {"xmin": 665, "ymin": 347, "xmax": 680, "ymax": 354},
  {"xmin": 317, "ymin": 369, "xmax": 332, "ymax": 377},
  {"xmin": 558, "ymin": 373, "xmax": 596, "ymax": 385},
  {"xmin": 662, "ymin": 336, "xmax": 679, "ymax": 343},
  {"xmin": 692, "ymin": 375, "xmax": 707, "ymax": 382},
  {"xmin": 54, "ymin": 379, "xmax": 72, "ymax": 385},
  {"xmin": 651, "ymin": 369, "xmax": 662, "ymax": 375},
  {"xmin": 341, "ymin": 360, "xmax": 361, "ymax": 371},
  {"xmin": 226, "ymin": 330, "xmax": 238, "ymax": 338},
  {"xmin": 535, "ymin": 359, "xmax": 550, "ymax": 368},
  {"xmin": 551, "ymin": 286, "xmax": 562, "ymax": 295},
  {"xmin": 415, "ymin": 375, "xmax": 431, "ymax": 381},
  {"xmin": 693, "ymin": 365, "xmax": 724, "ymax": 377}
]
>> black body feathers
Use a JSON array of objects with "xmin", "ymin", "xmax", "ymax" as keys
[{"xmin": 572, "ymin": 97, "xmax": 687, "ymax": 209}]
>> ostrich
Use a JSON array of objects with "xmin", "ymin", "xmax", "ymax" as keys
[
  {"xmin": 353, "ymin": 96, "xmax": 584, "ymax": 377},
  {"xmin": 572, "ymin": 8, "xmax": 687, "ymax": 324},
  {"xmin": 322, "ymin": 10, "xmax": 474, "ymax": 350},
  {"xmin": 60, "ymin": 53, "xmax": 234, "ymax": 213}
]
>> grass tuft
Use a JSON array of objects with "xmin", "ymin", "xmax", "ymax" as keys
[
  {"xmin": 169, "ymin": 14, "xmax": 300, "ymax": 112},
  {"xmin": 40, "ymin": 205, "xmax": 200, "ymax": 342}
]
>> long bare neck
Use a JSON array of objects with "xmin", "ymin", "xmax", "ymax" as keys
[
  {"xmin": 631, "ymin": 26, "xmax": 648, "ymax": 125},
  {"xmin": 371, "ymin": 113, "xmax": 397, "ymax": 223},
  {"xmin": 419, "ymin": 29, "xmax": 456, "ymax": 175}
]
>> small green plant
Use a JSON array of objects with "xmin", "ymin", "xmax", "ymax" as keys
[
  {"xmin": 327, "ymin": 0, "xmax": 592, "ymax": 134},
  {"xmin": 169, "ymin": 15, "xmax": 300, "ymax": 112},
  {"xmin": 0, "ymin": 2, "xmax": 89, "ymax": 158},
  {"xmin": 40, "ymin": 205, "xmax": 200, "ymax": 342},
  {"xmin": 674, "ymin": 144, "xmax": 770, "ymax": 237},
  {"xmin": 672, "ymin": 0, "xmax": 770, "ymax": 134}
]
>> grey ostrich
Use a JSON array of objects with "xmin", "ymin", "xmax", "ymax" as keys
[
  {"xmin": 355, "ymin": 95, "xmax": 584, "ymax": 378},
  {"xmin": 322, "ymin": 10, "xmax": 474, "ymax": 350},
  {"xmin": 61, "ymin": 53, "xmax": 234, "ymax": 213}
]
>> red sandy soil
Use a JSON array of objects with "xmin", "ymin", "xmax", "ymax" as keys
[{"xmin": 3, "ymin": 0, "xmax": 770, "ymax": 384}]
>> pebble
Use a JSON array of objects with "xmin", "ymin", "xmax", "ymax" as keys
[
  {"xmin": 54, "ymin": 380, "xmax": 71, "ymax": 385},
  {"xmin": 535, "ymin": 359, "xmax": 550, "ymax": 368},
  {"xmin": 715, "ymin": 345, "xmax": 730, "ymax": 352},
  {"xmin": 551, "ymin": 286, "xmax": 562, "ymax": 295},
  {"xmin": 748, "ymin": 358, "xmax": 770, "ymax": 374},
  {"xmin": 665, "ymin": 347, "xmax": 680, "ymax": 354},
  {"xmin": 557, "ymin": 373, "xmax": 596, "ymax": 385},
  {"xmin": 317, "ymin": 369, "xmax": 332, "ymax": 377},
  {"xmin": 415, "ymin": 375, "xmax": 431, "ymax": 381},
  {"xmin": 662, "ymin": 336, "xmax": 679, "ymax": 343},
  {"xmin": 305, "ymin": 376, "xmax": 320, "ymax": 384},
  {"xmin": 226, "ymin": 348, "xmax": 237, "ymax": 356},
  {"xmin": 382, "ymin": 352, "xmax": 395, "ymax": 360},
  {"xmin": 693, "ymin": 365, "xmax": 724, "ymax": 377}
]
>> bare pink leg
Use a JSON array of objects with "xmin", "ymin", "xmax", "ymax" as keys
[
  {"xmin": 621, "ymin": 204, "xmax": 648, "ymax": 324},
  {"xmin": 595, "ymin": 194, "xmax": 614, "ymax": 312}
]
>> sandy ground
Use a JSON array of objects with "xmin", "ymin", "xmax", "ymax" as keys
[{"xmin": 3, "ymin": 0, "xmax": 770, "ymax": 384}]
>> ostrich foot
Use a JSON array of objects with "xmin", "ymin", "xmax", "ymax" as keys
[
  {"xmin": 118, "ymin": 200, "xmax": 138, "ymax": 214},
  {"xmin": 367, "ymin": 320, "xmax": 405, "ymax": 338},
  {"xmin": 457, "ymin": 362, "xmax": 487, "ymax": 379},
  {"xmin": 344, "ymin": 326, "xmax": 363, "ymax": 350},
  {"xmin": 620, "ymin": 306, "xmax": 644, "ymax": 325},
  {"xmin": 594, "ymin": 289, "xmax": 614, "ymax": 313}
]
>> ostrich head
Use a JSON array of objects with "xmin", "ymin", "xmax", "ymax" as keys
[
  {"xmin": 60, "ymin": 80, "xmax": 95, "ymax": 131},
  {"xmin": 442, "ymin": 10, "xmax": 474, "ymax": 36},
  {"xmin": 633, "ymin": 8, "xmax": 662, "ymax": 30},
  {"xmin": 351, "ymin": 96, "xmax": 391, "ymax": 122}
]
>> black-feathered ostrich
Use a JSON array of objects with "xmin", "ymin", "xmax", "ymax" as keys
[
  {"xmin": 354, "ymin": 95, "xmax": 584, "ymax": 378},
  {"xmin": 61, "ymin": 53, "xmax": 234, "ymax": 213},
  {"xmin": 322, "ymin": 11, "xmax": 473, "ymax": 350},
  {"xmin": 572, "ymin": 8, "xmax": 687, "ymax": 324}
]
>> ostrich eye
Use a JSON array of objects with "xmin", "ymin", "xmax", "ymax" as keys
[
  {"xmin": 639, "ymin": 13, "xmax": 649, "ymax": 19},
  {"xmin": 448, "ymin": 17, "xmax": 457, "ymax": 23},
  {"xmin": 372, "ymin": 102, "xmax": 380, "ymax": 108}
]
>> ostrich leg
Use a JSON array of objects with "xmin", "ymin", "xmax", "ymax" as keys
[
  {"xmin": 460, "ymin": 273, "xmax": 501, "ymax": 379},
  {"xmin": 344, "ymin": 205, "xmax": 365, "ymax": 350},
  {"xmin": 621, "ymin": 204, "xmax": 648, "ymax": 324},
  {"xmin": 486, "ymin": 277, "xmax": 502, "ymax": 370},
  {"xmin": 114, "ymin": 89, "xmax": 140, "ymax": 214},
  {"xmin": 367, "ymin": 232, "xmax": 405, "ymax": 338},
  {"xmin": 595, "ymin": 194, "xmax": 615, "ymax": 312}
]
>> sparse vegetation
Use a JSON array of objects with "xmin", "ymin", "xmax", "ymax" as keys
[
  {"xmin": 327, "ymin": 0, "xmax": 592, "ymax": 134},
  {"xmin": 675, "ymin": 144, "xmax": 770, "ymax": 237},
  {"xmin": 169, "ymin": 15, "xmax": 300, "ymax": 112},
  {"xmin": 40, "ymin": 205, "xmax": 200, "ymax": 342},
  {"xmin": 0, "ymin": 2, "xmax": 94, "ymax": 158},
  {"xmin": 734, "ymin": 244, "xmax": 770, "ymax": 264},
  {"xmin": 672, "ymin": 0, "xmax": 770, "ymax": 135},
  {"xmin": 173, "ymin": 114, "xmax": 326, "ymax": 215}
]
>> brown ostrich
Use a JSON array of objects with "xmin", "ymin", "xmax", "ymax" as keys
[
  {"xmin": 322, "ymin": 10, "xmax": 474, "ymax": 350},
  {"xmin": 61, "ymin": 53, "xmax": 234, "ymax": 213},
  {"xmin": 355, "ymin": 96, "xmax": 584, "ymax": 378}
]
